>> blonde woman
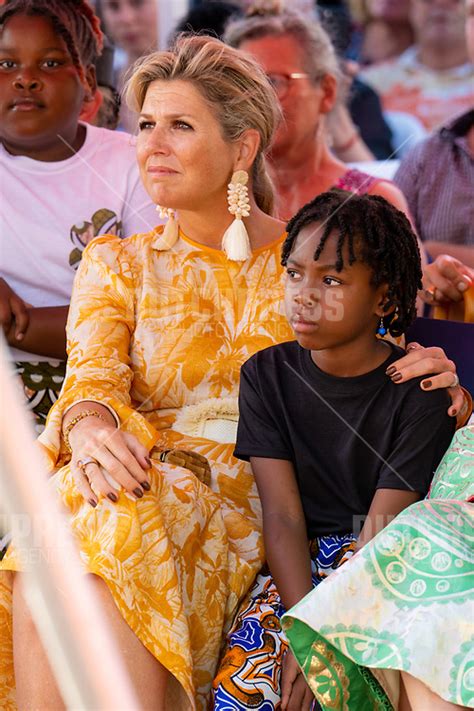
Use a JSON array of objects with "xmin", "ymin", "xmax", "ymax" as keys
[{"xmin": 0, "ymin": 35, "xmax": 465, "ymax": 711}]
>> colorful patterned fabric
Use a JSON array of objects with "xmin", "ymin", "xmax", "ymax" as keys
[
  {"xmin": 283, "ymin": 426, "xmax": 474, "ymax": 710},
  {"xmin": 0, "ymin": 228, "xmax": 294, "ymax": 711},
  {"xmin": 13, "ymin": 360, "xmax": 66, "ymax": 434},
  {"xmin": 213, "ymin": 534, "xmax": 357, "ymax": 710}
]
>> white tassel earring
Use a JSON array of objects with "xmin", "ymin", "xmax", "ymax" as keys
[
  {"xmin": 222, "ymin": 170, "xmax": 252, "ymax": 262},
  {"xmin": 153, "ymin": 205, "xmax": 179, "ymax": 251}
]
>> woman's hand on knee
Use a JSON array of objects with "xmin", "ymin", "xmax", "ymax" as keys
[
  {"xmin": 68, "ymin": 419, "xmax": 152, "ymax": 506},
  {"xmin": 387, "ymin": 343, "xmax": 464, "ymax": 417}
]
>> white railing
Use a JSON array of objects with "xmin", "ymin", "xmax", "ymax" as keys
[{"xmin": 0, "ymin": 340, "xmax": 141, "ymax": 710}]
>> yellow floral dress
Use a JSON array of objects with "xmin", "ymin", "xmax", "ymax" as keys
[{"xmin": 0, "ymin": 227, "xmax": 292, "ymax": 710}]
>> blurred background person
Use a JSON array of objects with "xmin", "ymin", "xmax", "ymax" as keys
[
  {"xmin": 360, "ymin": 0, "xmax": 474, "ymax": 132},
  {"xmin": 80, "ymin": 35, "xmax": 122, "ymax": 130},
  {"xmin": 393, "ymin": 0, "xmax": 474, "ymax": 266},
  {"xmin": 315, "ymin": 0, "xmax": 397, "ymax": 159},
  {"xmin": 174, "ymin": 0, "xmax": 243, "ymax": 39},
  {"xmin": 349, "ymin": 0, "xmax": 414, "ymax": 65},
  {"xmin": 96, "ymin": 0, "xmax": 158, "ymax": 131},
  {"xmin": 225, "ymin": 8, "xmax": 411, "ymax": 219},
  {"xmin": 93, "ymin": 37, "xmax": 122, "ymax": 130}
]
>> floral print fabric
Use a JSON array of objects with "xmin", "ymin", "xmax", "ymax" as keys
[
  {"xmin": 0, "ymin": 227, "xmax": 292, "ymax": 710},
  {"xmin": 283, "ymin": 426, "xmax": 474, "ymax": 709}
]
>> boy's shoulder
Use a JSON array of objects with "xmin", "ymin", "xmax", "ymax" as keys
[
  {"xmin": 385, "ymin": 346, "xmax": 452, "ymax": 413},
  {"xmin": 243, "ymin": 340, "xmax": 300, "ymax": 373},
  {"xmin": 81, "ymin": 124, "xmax": 138, "ymax": 164}
]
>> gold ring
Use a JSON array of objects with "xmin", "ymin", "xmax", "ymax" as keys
[
  {"xmin": 423, "ymin": 285, "xmax": 436, "ymax": 301},
  {"xmin": 77, "ymin": 457, "xmax": 97, "ymax": 472}
]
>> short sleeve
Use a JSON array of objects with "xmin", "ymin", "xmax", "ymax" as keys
[
  {"xmin": 234, "ymin": 359, "xmax": 292, "ymax": 462},
  {"xmin": 376, "ymin": 387, "xmax": 456, "ymax": 496}
]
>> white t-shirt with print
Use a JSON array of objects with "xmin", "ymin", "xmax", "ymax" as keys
[{"xmin": 0, "ymin": 123, "xmax": 158, "ymax": 361}]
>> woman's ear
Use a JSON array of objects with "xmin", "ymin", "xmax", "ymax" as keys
[
  {"xmin": 319, "ymin": 73, "xmax": 338, "ymax": 114},
  {"xmin": 234, "ymin": 129, "xmax": 261, "ymax": 173}
]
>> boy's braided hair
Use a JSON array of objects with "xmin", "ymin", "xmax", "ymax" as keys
[
  {"xmin": 281, "ymin": 189, "xmax": 423, "ymax": 336},
  {"xmin": 0, "ymin": 0, "xmax": 104, "ymax": 86}
]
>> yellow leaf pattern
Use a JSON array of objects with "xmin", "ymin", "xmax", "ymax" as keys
[{"xmin": 0, "ymin": 228, "xmax": 293, "ymax": 709}]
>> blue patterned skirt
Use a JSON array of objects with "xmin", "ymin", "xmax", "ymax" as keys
[{"xmin": 213, "ymin": 533, "xmax": 357, "ymax": 710}]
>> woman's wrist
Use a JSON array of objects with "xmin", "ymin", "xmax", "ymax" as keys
[
  {"xmin": 63, "ymin": 410, "xmax": 107, "ymax": 453},
  {"xmin": 62, "ymin": 401, "xmax": 118, "ymax": 452}
]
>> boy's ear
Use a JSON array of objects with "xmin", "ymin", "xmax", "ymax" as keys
[{"xmin": 375, "ymin": 285, "xmax": 395, "ymax": 317}]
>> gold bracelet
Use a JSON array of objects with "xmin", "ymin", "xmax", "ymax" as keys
[{"xmin": 62, "ymin": 410, "xmax": 107, "ymax": 453}]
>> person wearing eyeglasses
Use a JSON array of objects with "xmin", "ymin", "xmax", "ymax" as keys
[
  {"xmin": 224, "ymin": 9, "xmax": 405, "ymax": 222},
  {"xmin": 225, "ymin": 8, "xmax": 474, "ymax": 310}
]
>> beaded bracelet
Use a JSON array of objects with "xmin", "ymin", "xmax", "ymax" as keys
[{"xmin": 62, "ymin": 410, "xmax": 107, "ymax": 453}]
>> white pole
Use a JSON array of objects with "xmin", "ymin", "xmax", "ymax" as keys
[{"xmin": 0, "ymin": 342, "xmax": 141, "ymax": 711}]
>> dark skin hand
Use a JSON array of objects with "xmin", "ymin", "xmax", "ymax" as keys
[
  {"xmin": 0, "ymin": 277, "xmax": 30, "ymax": 342},
  {"xmin": 1, "ymin": 277, "xmax": 68, "ymax": 359},
  {"xmin": 6, "ymin": 305, "xmax": 68, "ymax": 360},
  {"xmin": 251, "ymin": 457, "xmax": 420, "ymax": 711}
]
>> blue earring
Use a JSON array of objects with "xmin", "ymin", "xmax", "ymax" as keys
[{"xmin": 377, "ymin": 317, "xmax": 387, "ymax": 336}]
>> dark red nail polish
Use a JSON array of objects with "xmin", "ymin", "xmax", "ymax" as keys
[
  {"xmin": 422, "ymin": 380, "xmax": 432, "ymax": 389},
  {"xmin": 89, "ymin": 498, "xmax": 97, "ymax": 508},
  {"xmin": 386, "ymin": 365, "xmax": 396, "ymax": 376},
  {"xmin": 107, "ymin": 492, "xmax": 118, "ymax": 502},
  {"xmin": 133, "ymin": 487, "xmax": 143, "ymax": 498},
  {"xmin": 141, "ymin": 481, "xmax": 151, "ymax": 491},
  {"xmin": 391, "ymin": 373, "xmax": 402, "ymax": 382},
  {"xmin": 145, "ymin": 456, "xmax": 152, "ymax": 468}
]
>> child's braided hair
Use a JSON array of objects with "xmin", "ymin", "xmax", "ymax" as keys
[
  {"xmin": 0, "ymin": 0, "xmax": 103, "ymax": 86},
  {"xmin": 281, "ymin": 189, "xmax": 423, "ymax": 336}
]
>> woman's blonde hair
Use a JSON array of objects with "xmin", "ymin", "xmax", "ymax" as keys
[{"xmin": 125, "ymin": 34, "xmax": 281, "ymax": 215}]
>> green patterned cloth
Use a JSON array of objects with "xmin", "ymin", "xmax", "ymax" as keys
[
  {"xmin": 0, "ymin": 361, "xmax": 66, "ymax": 560},
  {"xmin": 283, "ymin": 426, "xmax": 474, "ymax": 709},
  {"xmin": 14, "ymin": 360, "xmax": 66, "ymax": 434}
]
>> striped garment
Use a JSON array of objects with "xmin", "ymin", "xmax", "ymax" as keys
[{"xmin": 394, "ymin": 110, "xmax": 474, "ymax": 247}]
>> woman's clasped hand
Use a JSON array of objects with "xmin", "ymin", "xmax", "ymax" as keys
[{"xmin": 65, "ymin": 409, "xmax": 152, "ymax": 506}]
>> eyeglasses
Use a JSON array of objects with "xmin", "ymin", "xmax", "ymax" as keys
[{"xmin": 266, "ymin": 72, "xmax": 311, "ymax": 98}]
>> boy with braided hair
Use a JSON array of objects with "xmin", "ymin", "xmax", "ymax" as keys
[
  {"xmin": 214, "ymin": 189, "xmax": 455, "ymax": 710},
  {"xmin": 0, "ymin": 0, "xmax": 157, "ymax": 430}
]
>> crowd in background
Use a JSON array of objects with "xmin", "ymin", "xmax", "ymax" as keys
[{"xmin": 91, "ymin": 0, "xmax": 473, "ymax": 251}]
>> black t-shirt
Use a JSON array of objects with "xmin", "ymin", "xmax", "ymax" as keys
[{"xmin": 234, "ymin": 341, "xmax": 455, "ymax": 538}]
